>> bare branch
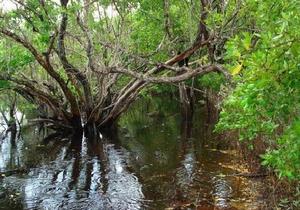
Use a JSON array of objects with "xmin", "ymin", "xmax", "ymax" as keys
[{"xmin": 110, "ymin": 64, "xmax": 229, "ymax": 84}]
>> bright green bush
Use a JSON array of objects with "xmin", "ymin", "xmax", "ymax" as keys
[
  {"xmin": 216, "ymin": 0, "xmax": 300, "ymax": 180},
  {"xmin": 262, "ymin": 121, "xmax": 300, "ymax": 180}
]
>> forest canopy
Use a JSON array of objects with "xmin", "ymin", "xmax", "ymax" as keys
[{"xmin": 0, "ymin": 0, "xmax": 299, "ymax": 183}]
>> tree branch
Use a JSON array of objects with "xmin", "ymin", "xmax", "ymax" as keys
[
  {"xmin": 110, "ymin": 64, "xmax": 229, "ymax": 84},
  {"xmin": 0, "ymin": 28, "xmax": 81, "ymax": 117},
  {"xmin": 57, "ymin": 1, "xmax": 93, "ymax": 116}
]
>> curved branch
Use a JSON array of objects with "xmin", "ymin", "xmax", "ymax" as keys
[
  {"xmin": 98, "ymin": 64, "xmax": 229, "ymax": 127},
  {"xmin": 0, "ymin": 29, "xmax": 81, "ymax": 117},
  {"xmin": 108, "ymin": 38, "xmax": 211, "ymax": 114},
  {"xmin": 0, "ymin": 74, "xmax": 70, "ymax": 122},
  {"xmin": 0, "ymin": 29, "xmax": 45, "ymax": 64},
  {"xmin": 110, "ymin": 64, "xmax": 230, "ymax": 84}
]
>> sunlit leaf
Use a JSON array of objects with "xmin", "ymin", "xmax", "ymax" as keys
[{"xmin": 231, "ymin": 63, "xmax": 243, "ymax": 75}]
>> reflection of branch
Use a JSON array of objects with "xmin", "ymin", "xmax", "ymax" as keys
[
  {"xmin": 0, "ymin": 168, "xmax": 28, "ymax": 177},
  {"xmin": 222, "ymin": 172, "xmax": 269, "ymax": 178},
  {"xmin": 29, "ymin": 118, "xmax": 72, "ymax": 129},
  {"xmin": 0, "ymin": 110, "xmax": 9, "ymax": 125}
]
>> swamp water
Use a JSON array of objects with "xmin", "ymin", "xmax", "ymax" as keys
[{"xmin": 0, "ymin": 97, "xmax": 265, "ymax": 210}]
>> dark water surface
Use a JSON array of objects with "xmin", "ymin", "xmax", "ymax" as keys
[{"xmin": 0, "ymin": 97, "xmax": 265, "ymax": 210}]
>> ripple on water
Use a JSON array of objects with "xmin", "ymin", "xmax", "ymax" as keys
[{"xmin": 1, "ymin": 98, "xmax": 266, "ymax": 210}]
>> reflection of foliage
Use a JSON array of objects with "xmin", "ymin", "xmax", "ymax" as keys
[
  {"xmin": 118, "ymin": 97, "xmax": 181, "ymax": 172},
  {"xmin": 119, "ymin": 97, "xmax": 179, "ymax": 137},
  {"xmin": 18, "ymin": 127, "xmax": 64, "ymax": 168}
]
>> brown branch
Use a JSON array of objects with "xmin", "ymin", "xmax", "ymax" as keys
[
  {"xmin": 57, "ymin": 2, "xmax": 93, "ymax": 117},
  {"xmin": 102, "ymin": 38, "xmax": 210, "ymax": 124},
  {"xmin": 0, "ymin": 74, "xmax": 70, "ymax": 122},
  {"xmin": 112, "ymin": 38, "xmax": 210, "ymax": 104},
  {"xmin": 110, "ymin": 64, "xmax": 229, "ymax": 84},
  {"xmin": 112, "ymin": 0, "xmax": 124, "ymax": 20},
  {"xmin": 99, "ymin": 62, "xmax": 229, "ymax": 127},
  {"xmin": 15, "ymin": 85, "xmax": 69, "ymax": 122},
  {"xmin": 94, "ymin": 0, "xmax": 216, "ymax": 125},
  {"xmin": 46, "ymin": 29, "xmax": 58, "ymax": 55},
  {"xmin": 12, "ymin": 0, "xmax": 44, "ymax": 22},
  {"xmin": 0, "ymin": 29, "xmax": 44, "ymax": 62},
  {"xmin": 76, "ymin": 13, "xmax": 96, "ymax": 72},
  {"xmin": 0, "ymin": 29, "xmax": 81, "ymax": 117},
  {"xmin": 163, "ymin": 0, "xmax": 172, "ymax": 39}
]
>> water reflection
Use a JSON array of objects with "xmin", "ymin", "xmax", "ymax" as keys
[
  {"xmin": 0, "ymin": 97, "xmax": 264, "ymax": 210},
  {"xmin": 0, "ymin": 133, "xmax": 23, "ymax": 171},
  {"xmin": 1, "ymin": 130, "xmax": 145, "ymax": 209}
]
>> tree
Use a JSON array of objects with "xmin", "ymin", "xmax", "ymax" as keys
[{"xmin": 0, "ymin": 0, "xmax": 232, "ymax": 137}]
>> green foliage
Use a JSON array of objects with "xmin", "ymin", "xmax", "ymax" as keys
[
  {"xmin": 0, "ymin": 0, "xmax": 298, "ymax": 188},
  {"xmin": 0, "ymin": 41, "xmax": 34, "ymax": 72},
  {"xmin": 129, "ymin": 1, "xmax": 165, "ymax": 55},
  {"xmin": 197, "ymin": 72, "xmax": 225, "ymax": 92},
  {"xmin": 0, "ymin": 80, "xmax": 10, "ymax": 89},
  {"xmin": 128, "ymin": 0, "xmax": 199, "ymax": 60},
  {"xmin": 262, "ymin": 121, "xmax": 300, "ymax": 180},
  {"xmin": 216, "ymin": 0, "xmax": 300, "ymax": 179},
  {"xmin": 140, "ymin": 83, "xmax": 177, "ymax": 97}
]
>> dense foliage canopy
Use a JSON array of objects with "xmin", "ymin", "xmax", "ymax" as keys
[{"xmin": 0, "ymin": 0, "xmax": 299, "ymax": 183}]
